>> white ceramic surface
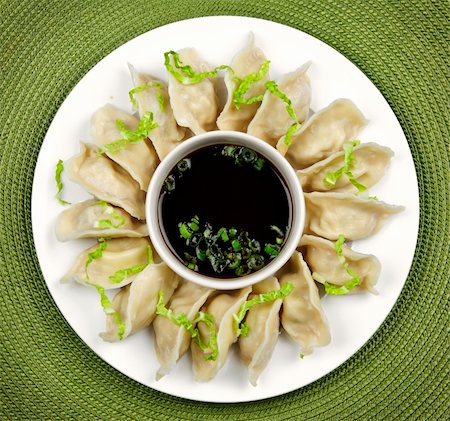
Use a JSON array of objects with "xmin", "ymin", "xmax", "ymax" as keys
[
  {"xmin": 31, "ymin": 16, "xmax": 420, "ymax": 403},
  {"xmin": 146, "ymin": 131, "xmax": 305, "ymax": 290}
]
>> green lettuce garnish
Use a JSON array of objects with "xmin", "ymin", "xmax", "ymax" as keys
[
  {"xmin": 323, "ymin": 141, "xmax": 367, "ymax": 192},
  {"xmin": 164, "ymin": 50, "xmax": 232, "ymax": 85},
  {"xmin": 84, "ymin": 239, "xmax": 126, "ymax": 340},
  {"xmin": 156, "ymin": 290, "xmax": 218, "ymax": 361},
  {"xmin": 265, "ymin": 80, "xmax": 300, "ymax": 146},
  {"xmin": 108, "ymin": 245, "xmax": 154, "ymax": 284},
  {"xmin": 234, "ymin": 282, "xmax": 294, "ymax": 337},
  {"xmin": 98, "ymin": 111, "xmax": 158, "ymax": 155},
  {"xmin": 94, "ymin": 201, "xmax": 126, "ymax": 229},
  {"xmin": 54, "ymin": 159, "xmax": 71, "ymax": 205},
  {"xmin": 129, "ymin": 82, "xmax": 165, "ymax": 112},
  {"xmin": 232, "ymin": 60, "xmax": 270, "ymax": 110}
]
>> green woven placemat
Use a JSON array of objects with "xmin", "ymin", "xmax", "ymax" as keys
[{"xmin": 1, "ymin": 0, "xmax": 448, "ymax": 419}]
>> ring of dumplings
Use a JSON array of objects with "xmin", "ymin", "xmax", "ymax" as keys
[{"xmin": 56, "ymin": 32, "xmax": 404, "ymax": 386}]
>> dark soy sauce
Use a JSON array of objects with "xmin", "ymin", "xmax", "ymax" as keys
[{"xmin": 159, "ymin": 144, "xmax": 292, "ymax": 278}]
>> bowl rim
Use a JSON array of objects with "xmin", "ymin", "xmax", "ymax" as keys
[{"xmin": 146, "ymin": 130, "xmax": 305, "ymax": 290}]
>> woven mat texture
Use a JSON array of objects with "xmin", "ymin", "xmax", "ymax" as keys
[{"xmin": 1, "ymin": 0, "xmax": 448, "ymax": 419}]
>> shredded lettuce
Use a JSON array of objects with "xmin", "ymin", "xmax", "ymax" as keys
[
  {"xmin": 54, "ymin": 159, "xmax": 71, "ymax": 205},
  {"xmin": 156, "ymin": 290, "xmax": 218, "ymax": 361},
  {"xmin": 94, "ymin": 201, "xmax": 126, "ymax": 229},
  {"xmin": 323, "ymin": 141, "xmax": 367, "ymax": 192},
  {"xmin": 234, "ymin": 282, "xmax": 294, "ymax": 337},
  {"xmin": 265, "ymin": 80, "xmax": 301, "ymax": 146},
  {"xmin": 164, "ymin": 50, "xmax": 232, "ymax": 85},
  {"xmin": 232, "ymin": 60, "xmax": 270, "ymax": 110},
  {"xmin": 108, "ymin": 245, "xmax": 154, "ymax": 284},
  {"xmin": 129, "ymin": 82, "xmax": 165, "ymax": 112},
  {"xmin": 83, "ymin": 239, "xmax": 126, "ymax": 340},
  {"xmin": 98, "ymin": 111, "xmax": 158, "ymax": 155}
]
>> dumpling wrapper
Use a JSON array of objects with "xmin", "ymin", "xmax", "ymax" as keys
[
  {"xmin": 304, "ymin": 191, "xmax": 404, "ymax": 240},
  {"xmin": 279, "ymin": 251, "xmax": 330, "ymax": 355},
  {"xmin": 55, "ymin": 199, "xmax": 147, "ymax": 241},
  {"xmin": 90, "ymin": 104, "xmax": 159, "ymax": 191},
  {"xmin": 238, "ymin": 277, "xmax": 282, "ymax": 386},
  {"xmin": 277, "ymin": 99, "xmax": 368, "ymax": 169},
  {"xmin": 153, "ymin": 280, "xmax": 214, "ymax": 379},
  {"xmin": 66, "ymin": 143, "xmax": 146, "ymax": 219},
  {"xmin": 299, "ymin": 234, "xmax": 381, "ymax": 293},
  {"xmin": 128, "ymin": 64, "xmax": 186, "ymax": 160},
  {"xmin": 298, "ymin": 142, "xmax": 394, "ymax": 193},
  {"xmin": 100, "ymin": 262, "xmax": 180, "ymax": 342},
  {"xmin": 247, "ymin": 62, "xmax": 311, "ymax": 146},
  {"xmin": 191, "ymin": 287, "xmax": 251, "ymax": 382},
  {"xmin": 167, "ymin": 48, "xmax": 218, "ymax": 134},
  {"xmin": 217, "ymin": 32, "xmax": 269, "ymax": 132},
  {"xmin": 61, "ymin": 238, "xmax": 151, "ymax": 289}
]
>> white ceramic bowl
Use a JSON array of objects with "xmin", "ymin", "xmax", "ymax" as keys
[{"xmin": 146, "ymin": 130, "xmax": 305, "ymax": 290}]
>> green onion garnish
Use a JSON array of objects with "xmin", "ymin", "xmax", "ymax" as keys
[
  {"xmin": 129, "ymin": 81, "xmax": 165, "ymax": 111},
  {"xmin": 232, "ymin": 60, "xmax": 270, "ymax": 110},
  {"xmin": 264, "ymin": 244, "xmax": 280, "ymax": 256},
  {"xmin": 156, "ymin": 290, "xmax": 218, "ymax": 361},
  {"xmin": 108, "ymin": 245, "xmax": 154, "ymax": 284},
  {"xmin": 94, "ymin": 201, "xmax": 126, "ymax": 229},
  {"xmin": 220, "ymin": 145, "xmax": 265, "ymax": 170},
  {"xmin": 323, "ymin": 141, "xmax": 367, "ymax": 193},
  {"xmin": 233, "ymin": 282, "xmax": 294, "ymax": 336},
  {"xmin": 98, "ymin": 111, "xmax": 158, "ymax": 155},
  {"xmin": 54, "ymin": 159, "xmax": 71, "ymax": 205}
]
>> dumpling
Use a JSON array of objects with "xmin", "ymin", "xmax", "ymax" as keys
[
  {"xmin": 128, "ymin": 64, "xmax": 186, "ymax": 159},
  {"xmin": 153, "ymin": 280, "xmax": 213, "ymax": 379},
  {"xmin": 90, "ymin": 104, "xmax": 159, "ymax": 191},
  {"xmin": 299, "ymin": 235, "xmax": 381, "ymax": 293},
  {"xmin": 167, "ymin": 48, "xmax": 218, "ymax": 134},
  {"xmin": 279, "ymin": 251, "xmax": 330, "ymax": 355},
  {"xmin": 61, "ymin": 238, "xmax": 151, "ymax": 289},
  {"xmin": 55, "ymin": 199, "xmax": 147, "ymax": 241},
  {"xmin": 100, "ymin": 261, "xmax": 180, "ymax": 342},
  {"xmin": 304, "ymin": 192, "xmax": 404, "ymax": 240},
  {"xmin": 217, "ymin": 33, "xmax": 270, "ymax": 132},
  {"xmin": 247, "ymin": 62, "xmax": 311, "ymax": 146},
  {"xmin": 238, "ymin": 277, "xmax": 282, "ymax": 386},
  {"xmin": 277, "ymin": 99, "xmax": 368, "ymax": 169},
  {"xmin": 298, "ymin": 142, "xmax": 394, "ymax": 192},
  {"xmin": 66, "ymin": 143, "xmax": 146, "ymax": 219},
  {"xmin": 191, "ymin": 287, "xmax": 251, "ymax": 382}
]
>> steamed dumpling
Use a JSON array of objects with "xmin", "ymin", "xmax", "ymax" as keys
[
  {"xmin": 247, "ymin": 62, "xmax": 311, "ymax": 146},
  {"xmin": 277, "ymin": 99, "xmax": 368, "ymax": 169},
  {"xmin": 238, "ymin": 277, "xmax": 282, "ymax": 386},
  {"xmin": 66, "ymin": 143, "xmax": 146, "ymax": 219},
  {"xmin": 191, "ymin": 287, "xmax": 251, "ymax": 382},
  {"xmin": 153, "ymin": 280, "xmax": 213, "ymax": 379},
  {"xmin": 217, "ymin": 33, "xmax": 269, "ymax": 132},
  {"xmin": 299, "ymin": 234, "xmax": 381, "ymax": 293},
  {"xmin": 55, "ymin": 199, "xmax": 147, "ymax": 241},
  {"xmin": 90, "ymin": 104, "xmax": 159, "ymax": 191},
  {"xmin": 298, "ymin": 142, "xmax": 394, "ymax": 192},
  {"xmin": 279, "ymin": 251, "xmax": 330, "ymax": 355},
  {"xmin": 304, "ymin": 192, "xmax": 405, "ymax": 240},
  {"xmin": 61, "ymin": 238, "xmax": 151, "ymax": 289},
  {"xmin": 128, "ymin": 64, "xmax": 186, "ymax": 159},
  {"xmin": 167, "ymin": 48, "xmax": 218, "ymax": 134},
  {"xmin": 100, "ymin": 261, "xmax": 180, "ymax": 342}
]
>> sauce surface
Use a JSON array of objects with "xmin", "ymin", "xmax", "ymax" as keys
[{"xmin": 159, "ymin": 144, "xmax": 292, "ymax": 278}]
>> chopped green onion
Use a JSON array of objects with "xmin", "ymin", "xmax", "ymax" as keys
[
  {"xmin": 177, "ymin": 158, "xmax": 191, "ymax": 173},
  {"xmin": 54, "ymin": 159, "xmax": 71, "ymax": 205},
  {"xmin": 94, "ymin": 201, "xmax": 126, "ymax": 229},
  {"xmin": 129, "ymin": 81, "xmax": 165, "ymax": 112},
  {"xmin": 264, "ymin": 243, "xmax": 280, "ymax": 256},
  {"xmin": 179, "ymin": 223, "xmax": 193, "ymax": 240},
  {"xmin": 231, "ymin": 239, "xmax": 242, "ymax": 251},
  {"xmin": 233, "ymin": 60, "xmax": 270, "ymax": 110},
  {"xmin": 156, "ymin": 290, "xmax": 218, "ymax": 361},
  {"xmin": 233, "ymin": 282, "xmax": 294, "ymax": 336},
  {"xmin": 253, "ymin": 158, "xmax": 265, "ymax": 170},
  {"xmin": 265, "ymin": 80, "xmax": 300, "ymax": 146},
  {"xmin": 108, "ymin": 245, "xmax": 154, "ymax": 284},
  {"xmin": 229, "ymin": 228, "xmax": 237, "ymax": 237},
  {"xmin": 164, "ymin": 50, "xmax": 232, "ymax": 85},
  {"xmin": 218, "ymin": 227, "xmax": 229, "ymax": 242}
]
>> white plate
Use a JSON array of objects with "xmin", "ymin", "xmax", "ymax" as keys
[{"xmin": 31, "ymin": 16, "xmax": 419, "ymax": 403}]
